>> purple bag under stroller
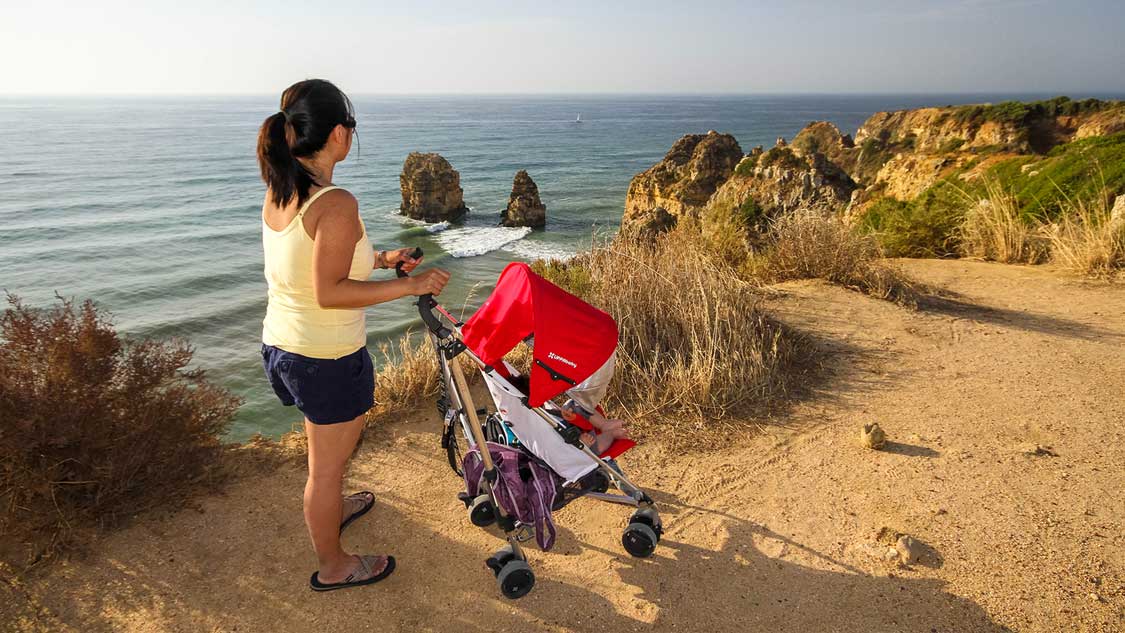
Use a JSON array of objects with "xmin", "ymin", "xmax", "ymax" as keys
[{"xmin": 463, "ymin": 442, "xmax": 560, "ymax": 551}]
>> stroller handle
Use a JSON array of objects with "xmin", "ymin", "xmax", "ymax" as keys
[{"xmin": 395, "ymin": 247, "xmax": 448, "ymax": 336}]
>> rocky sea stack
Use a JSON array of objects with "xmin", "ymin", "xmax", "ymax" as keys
[
  {"xmin": 500, "ymin": 170, "xmax": 546, "ymax": 228},
  {"xmin": 399, "ymin": 152, "xmax": 470, "ymax": 222},
  {"xmin": 622, "ymin": 130, "xmax": 742, "ymax": 234}
]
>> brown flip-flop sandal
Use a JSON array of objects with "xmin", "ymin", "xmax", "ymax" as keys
[
  {"xmin": 340, "ymin": 491, "xmax": 375, "ymax": 534},
  {"xmin": 309, "ymin": 555, "xmax": 396, "ymax": 592}
]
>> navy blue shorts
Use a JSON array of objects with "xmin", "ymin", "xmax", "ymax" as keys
[{"xmin": 261, "ymin": 344, "xmax": 375, "ymax": 425}]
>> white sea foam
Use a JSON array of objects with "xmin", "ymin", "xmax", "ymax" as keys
[
  {"xmin": 435, "ymin": 226, "xmax": 532, "ymax": 258},
  {"xmin": 388, "ymin": 211, "xmax": 455, "ymax": 234},
  {"xmin": 502, "ymin": 239, "xmax": 578, "ymax": 262}
]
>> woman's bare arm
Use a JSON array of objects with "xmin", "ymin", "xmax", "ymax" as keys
[{"xmin": 310, "ymin": 191, "xmax": 449, "ymax": 309}]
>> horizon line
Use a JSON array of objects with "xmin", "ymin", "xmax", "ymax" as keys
[{"xmin": 2, "ymin": 90, "xmax": 1124, "ymax": 99}]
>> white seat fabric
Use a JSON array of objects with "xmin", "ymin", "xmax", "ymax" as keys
[{"xmin": 482, "ymin": 365, "xmax": 599, "ymax": 484}]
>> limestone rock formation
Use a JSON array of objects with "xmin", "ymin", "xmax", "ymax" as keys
[
  {"xmin": 500, "ymin": 170, "xmax": 546, "ymax": 228},
  {"xmin": 399, "ymin": 152, "xmax": 469, "ymax": 222},
  {"xmin": 791, "ymin": 121, "xmax": 859, "ymax": 176},
  {"xmin": 705, "ymin": 145, "xmax": 856, "ymax": 220},
  {"xmin": 622, "ymin": 131, "xmax": 743, "ymax": 233},
  {"xmin": 873, "ymin": 153, "xmax": 970, "ymax": 200}
]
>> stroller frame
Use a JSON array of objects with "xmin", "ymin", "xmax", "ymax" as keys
[{"xmin": 398, "ymin": 253, "xmax": 662, "ymax": 599}]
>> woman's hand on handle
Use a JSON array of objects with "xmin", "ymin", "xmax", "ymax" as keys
[
  {"xmin": 410, "ymin": 268, "xmax": 451, "ymax": 296},
  {"xmin": 381, "ymin": 247, "xmax": 422, "ymax": 272}
]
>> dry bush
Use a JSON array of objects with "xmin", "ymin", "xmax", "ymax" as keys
[
  {"xmin": 958, "ymin": 180, "xmax": 1048, "ymax": 264},
  {"xmin": 753, "ymin": 210, "xmax": 921, "ymax": 306},
  {"xmin": 0, "ymin": 296, "xmax": 240, "ymax": 569},
  {"xmin": 365, "ymin": 331, "xmax": 439, "ymax": 425},
  {"xmin": 534, "ymin": 229, "xmax": 795, "ymax": 439},
  {"xmin": 1042, "ymin": 192, "xmax": 1125, "ymax": 276}
]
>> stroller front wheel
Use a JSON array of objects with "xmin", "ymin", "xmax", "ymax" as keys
[
  {"xmin": 469, "ymin": 494, "xmax": 497, "ymax": 527},
  {"xmin": 622, "ymin": 522, "xmax": 658, "ymax": 558},
  {"xmin": 497, "ymin": 559, "xmax": 535, "ymax": 599}
]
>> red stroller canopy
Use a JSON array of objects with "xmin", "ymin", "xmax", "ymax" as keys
[{"xmin": 462, "ymin": 263, "xmax": 618, "ymax": 408}]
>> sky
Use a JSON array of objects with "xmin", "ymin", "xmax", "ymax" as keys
[{"xmin": 2, "ymin": 0, "xmax": 1124, "ymax": 95}]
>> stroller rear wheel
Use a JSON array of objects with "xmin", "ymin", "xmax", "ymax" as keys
[
  {"xmin": 486, "ymin": 544, "xmax": 516, "ymax": 575},
  {"xmin": 622, "ymin": 522, "xmax": 659, "ymax": 558},
  {"xmin": 469, "ymin": 494, "xmax": 497, "ymax": 527},
  {"xmin": 497, "ymin": 559, "xmax": 535, "ymax": 599}
]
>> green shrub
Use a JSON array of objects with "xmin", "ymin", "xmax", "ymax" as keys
[
  {"xmin": 984, "ymin": 132, "xmax": 1125, "ymax": 219},
  {"xmin": 791, "ymin": 134, "xmax": 821, "ymax": 156},
  {"xmin": 759, "ymin": 147, "xmax": 806, "ymax": 171},
  {"xmin": 698, "ymin": 197, "xmax": 766, "ymax": 263},
  {"xmin": 0, "ymin": 296, "xmax": 240, "ymax": 568},
  {"xmin": 739, "ymin": 198, "xmax": 767, "ymax": 228},
  {"xmin": 947, "ymin": 97, "xmax": 1116, "ymax": 128},
  {"xmin": 859, "ymin": 187, "xmax": 965, "ymax": 258},
  {"xmin": 733, "ymin": 154, "xmax": 758, "ymax": 176}
]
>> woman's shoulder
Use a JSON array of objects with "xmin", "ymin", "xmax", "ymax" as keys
[
  {"xmin": 307, "ymin": 186, "xmax": 358, "ymax": 218},
  {"xmin": 303, "ymin": 186, "xmax": 360, "ymax": 236},
  {"xmin": 314, "ymin": 186, "xmax": 357, "ymax": 207}
]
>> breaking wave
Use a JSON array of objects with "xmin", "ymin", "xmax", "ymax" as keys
[{"xmin": 435, "ymin": 226, "xmax": 533, "ymax": 258}]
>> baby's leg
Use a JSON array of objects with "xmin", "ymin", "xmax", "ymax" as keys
[
  {"xmin": 592, "ymin": 432, "xmax": 616, "ymax": 455},
  {"xmin": 589, "ymin": 413, "xmax": 629, "ymax": 440}
]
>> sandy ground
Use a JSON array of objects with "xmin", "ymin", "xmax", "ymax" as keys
[{"xmin": 3, "ymin": 259, "xmax": 1123, "ymax": 632}]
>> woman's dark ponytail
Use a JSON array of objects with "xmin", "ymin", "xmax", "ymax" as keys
[
  {"xmin": 257, "ymin": 112, "xmax": 303, "ymax": 208},
  {"xmin": 256, "ymin": 79, "xmax": 355, "ymax": 208}
]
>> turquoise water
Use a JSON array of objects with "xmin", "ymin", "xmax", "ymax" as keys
[{"xmin": 1, "ymin": 93, "xmax": 1116, "ymax": 438}]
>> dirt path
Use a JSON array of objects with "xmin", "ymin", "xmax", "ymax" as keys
[{"xmin": 5, "ymin": 260, "xmax": 1123, "ymax": 632}]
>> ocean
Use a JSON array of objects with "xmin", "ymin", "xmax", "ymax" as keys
[{"xmin": 1, "ymin": 93, "xmax": 1116, "ymax": 439}]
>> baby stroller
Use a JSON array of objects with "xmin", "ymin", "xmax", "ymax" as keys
[{"xmin": 396, "ymin": 250, "xmax": 663, "ymax": 599}]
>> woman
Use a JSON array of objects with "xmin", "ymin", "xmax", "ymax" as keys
[{"xmin": 256, "ymin": 79, "xmax": 450, "ymax": 592}]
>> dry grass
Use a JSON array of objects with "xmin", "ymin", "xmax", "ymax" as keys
[
  {"xmin": 752, "ymin": 210, "xmax": 922, "ymax": 306},
  {"xmin": 0, "ymin": 296, "xmax": 240, "ymax": 570},
  {"xmin": 1042, "ymin": 193, "xmax": 1125, "ymax": 276},
  {"xmin": 955, "ymin": 177, "xmax": 1124, "ymax": 276},
  {"xmin": 957, "ymin": 180, "xmax": 1048, "ymax": 264},
  {"xmin": 365, "ymin": 331, "xmax": 440, "ymax": 425},
  {"xmin": 534, "ymin": 228, "xmax": 796, "ymax": 439}
]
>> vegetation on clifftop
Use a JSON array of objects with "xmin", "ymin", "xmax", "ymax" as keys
[
  {"xmin": 859, "ymin": 131, "xmax": 1125, "ymax": 265},
  {"xmin": 942, "ymin": 96, "xmax": 1116, "ymax": 127}
]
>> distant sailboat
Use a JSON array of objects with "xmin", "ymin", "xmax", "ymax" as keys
[{"xmin": 575, "ymin": 113, "xmax": 582, "ymax": 123}]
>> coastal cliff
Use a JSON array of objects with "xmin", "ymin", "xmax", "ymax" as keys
[{"xmin": 623, "ymin": 97, "xmax": 1125, "ymax": 248}]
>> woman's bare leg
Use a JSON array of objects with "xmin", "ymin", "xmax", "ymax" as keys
[{"xmin": 303, "ymin": 414, "xmax": 380, "ymax": 582}]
